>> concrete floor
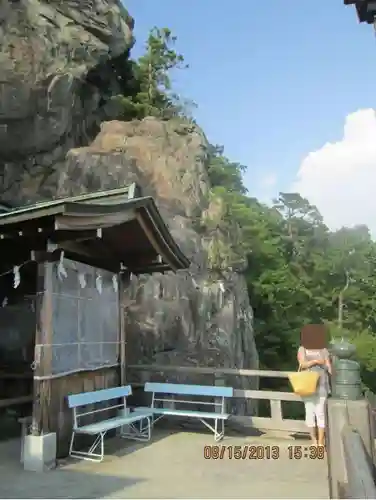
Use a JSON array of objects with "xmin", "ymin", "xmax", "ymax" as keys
[{"xmin": 0, "ymin": 427, "xmax": 329, "ymax": 499}]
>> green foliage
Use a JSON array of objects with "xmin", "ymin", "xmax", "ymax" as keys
[
  {"xmin": 206, "ymin": 145, "xmax": 247, "ymax": 194},
  {"xmin": 205, "ymin": 144, "xmax": 376, "ymax": 393},
  {"xmin": 119, "ymin": 27, "xmax": 194, "ymax": 120}
]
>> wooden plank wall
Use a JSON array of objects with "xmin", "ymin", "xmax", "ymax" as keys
[{"xmin": 39, "ymin": 367, "xmax": 119, "ymax": 458}]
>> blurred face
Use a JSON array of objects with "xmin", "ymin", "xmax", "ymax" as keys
[{"xmin": 301, "ymin": 324, "xmax": 328, "ymax": 349}]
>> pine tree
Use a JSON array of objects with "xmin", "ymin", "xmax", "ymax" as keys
[{"xmin": 134, "ymin": 27, "xmax": 188, "ymax": 119}]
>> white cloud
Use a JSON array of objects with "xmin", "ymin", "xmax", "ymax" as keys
[
  {"xmin": 259, "ymin": 172, "xmax": 278, "ymax": 188},
  {"xmin": 292, "ymin": 109, "xmax": 376, "ymax": 237}
]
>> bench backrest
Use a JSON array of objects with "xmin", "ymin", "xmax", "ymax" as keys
[
  {"xmin": 68, "ymin": 385, "xmax": 132, "ymax": 409},
  {"xmin": 144, "ymin": 382, "xmax": 233, "ymax": 398},
  {"xmin": 144, "ymin": 382, "xmax": 233, "ymax": 415},
  {"xmin": 68, "ymin": 386, "xmax": 132, "ymax": 428},
  {"xmin": 68, "ymin": 385, "xmax": 132, "ymax": 428}
]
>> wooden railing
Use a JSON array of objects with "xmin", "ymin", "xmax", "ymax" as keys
[
  {"xmin": 326, "ymin": 393, "xmax": 376, "ymax": 499},
  {"xmin": 342, "ymin": 425, "xmax": 376, "ymax": 499},
  {"xmin": 127, "ymin": 364, "xmax": 307, "ymax": 435}
]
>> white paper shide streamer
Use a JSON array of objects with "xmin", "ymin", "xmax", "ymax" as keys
[
  {"xmin": 57, "ymin": 251, "xmax": 68, "ymax": 280},
  {"xmin": 96, "ymin": 273, "xmax": 102, "ymax": 294},
  {"xmin": 112, "ymin": 275, "xmax": 118, "ymax": 293},
  {"xmin": 13, "ymin": 266, "xmax": 20, "ymax": 289},
  {"xmin": 78, "ymin": 272, "xmax": 86, "ymax": 289}
]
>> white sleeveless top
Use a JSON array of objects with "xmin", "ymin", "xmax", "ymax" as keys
[{"xmin": 298, "ymin": 347, "xmax": 330, "ymax": 397}]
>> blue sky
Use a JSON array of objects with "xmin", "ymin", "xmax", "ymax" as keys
[{"xmin": 122, "ymin": 1, "xmax": 376, "ymax": 229}]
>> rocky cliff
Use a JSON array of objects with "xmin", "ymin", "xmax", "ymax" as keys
[
  {"xmin": 0, "ymin": 0, "xmax": 133, "ymax": 203},
  {"xmin": 0, "ymin": 0, "xmax": 259, "ymax": 414}
]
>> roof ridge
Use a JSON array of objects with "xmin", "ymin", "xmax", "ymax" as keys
[{"xmin": 0, "ymin": 183, "xmax": 142, "ymax": 220}]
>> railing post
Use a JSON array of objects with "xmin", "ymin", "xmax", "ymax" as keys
[
  {"xmin": 268, "ymin": 399, "xmax": 294, "ymax": 439},
  {"xmin": 164, "ymin": 373, "xmax": 176, "ymax": 410},
  {"xmin": 166, "ymin": 396, "xmax": 176, "ymax": 410},
  {"xmin": 214, "ymin": 373, "xmax": 226, "ymax": 414},
  {"xmin": 330, "ymin": 339, "xmax": 361, "ymax": 400},
  {"xmin": 270, "ymin": 400, "xmax": 283, "ymax": 423}
]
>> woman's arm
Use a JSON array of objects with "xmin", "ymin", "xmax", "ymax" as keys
[
  {"xmin": 324, "ymin": 348, "xmax": 332, "ymax": 375},
  {"xmin": 297, "ymin": 348, "xmax": 320, "ymax": 369}
]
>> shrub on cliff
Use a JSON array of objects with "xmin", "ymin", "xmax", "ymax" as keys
[{"xmin": 119, "ymin": 27, "xmax": 194, "ymax": 120}]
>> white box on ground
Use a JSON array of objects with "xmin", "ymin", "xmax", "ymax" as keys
[{"xmin": 23, "ymin": 433, "xmax": 57, "ymax": 472}]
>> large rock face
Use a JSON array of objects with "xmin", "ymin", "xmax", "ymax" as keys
[
  {"xmin": 0, "ymin": 1, "xmax": 259, "ymax": 414},
  {"xmin": 0, "ymin": 0, "xmax": 133, "ymax": 203},
  {"xmin": 60, "ymin": 119, "xmax": 259, "ymax": 414}
]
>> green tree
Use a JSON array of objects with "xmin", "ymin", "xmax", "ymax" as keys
[
  {"xmin": 206, "ymin": 145, "xmax": 247, "ymax": 194},
  {"xmin": 206, "ymin": 145, "xmax": 376, "ymax": 395},
  {"xmin": 121, "ymin": 27, "xmax": 190, "ymax": 119}
]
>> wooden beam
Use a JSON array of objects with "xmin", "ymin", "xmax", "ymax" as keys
[
  {"xmin": 0, "ymin": 372, "xmax": 33, "ymax": 380},
  {"xmin": 53, "ymin": 210, "xmax": 135, "ymax": 231},
  {"xmin": 51, "ymin": 229, "xmax": 102, "ymax": 243},
  {"xmin": 59, "ymin": 241, "xmax": 98, "ymax": 260},
  {"xmin": 55, "ymin": 236, "xmax": 119, "ymax": 271},
  {"xmin": 342, "ymin": 425, "xmax": 376, "ymax": 499},
  {"xmin": 127, "ymin": 364, "xmax": 293, "ymax": 379},
  {"xmin": 129, "ymin": 382, "xmax": 301, "ymax": 402},
  {"xmin": 62, "ymin": 250, "xmax": 119, "ymax": 273},
  {"xmin": 61, "ymin": 237, "xmax": 121, "ymax": 266},
  {"xmin": 135, "ymin": 212, "xmax": 177, "ymax": 272},
  {"xmin": 0, "ymin": 395, "xmax": 33, "ymax": 408},
  {"xmin": 118, "ymin": 251, "xmax": 160, "ymax": 265},
  {"xmin": 233, "ymin": 388, "xmax": 301, "ymax": 402}
]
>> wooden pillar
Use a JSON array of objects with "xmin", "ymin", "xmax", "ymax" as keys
[
  {"xmin": 32, "ymin": 260, "xmax": 54, "ymax": 436},
  {"xmin": 119, "ymin": 270, "xmax": 130, "ymax": 386}
]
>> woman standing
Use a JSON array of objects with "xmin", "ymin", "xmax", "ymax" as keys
[{"xmin": 297, "ymin": 346, "xmax": 332, "ymax": 448}]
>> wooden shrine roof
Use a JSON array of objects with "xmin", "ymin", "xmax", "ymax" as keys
[{"xmin": 0, "ymin": 183, "xmax": 190, "ymax": 274}]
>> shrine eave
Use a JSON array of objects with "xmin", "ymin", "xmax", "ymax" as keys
[
  {"xmin": 0, "ymin": 185, "xmax": 190, "ymax": 275},
  {"xmin": 344, "ymin": 0, "xmax": 376, "ymax": 24}
]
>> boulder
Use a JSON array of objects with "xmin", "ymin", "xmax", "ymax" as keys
[
  {"xmin": 0, "ymin": 0, "xmax": 133, "ymax": 203},
  {"xmin": 58, "ymin": 119, "xmax": 259, "ymax": 415}
]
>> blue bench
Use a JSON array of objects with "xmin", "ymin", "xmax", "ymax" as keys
[
  {"xmin": 67, "ymin": 385, "xmax": 153, "ymax": 462},
  {"xmin": 141, "ymin": 382, "xmax": 233, "ymax": 442}
]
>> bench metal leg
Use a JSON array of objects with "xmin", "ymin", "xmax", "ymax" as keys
[
  {"xmin": 151, "ymin": 414, "xmax": 164, "ymax": 426},
  {"xmin": 120, "ymin": 416, "xmax": 151, "ymax": 442},
  {"xmin": 200, "ymin": 418, "xmax": 225, "ymax": 441},
  {"xmin": 147, "ymin": 413, "xmax": 225, "ymax": 441},
  {"xmin": 69, "ymin": 431, "xmax": 106, "ymax": 462}
]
